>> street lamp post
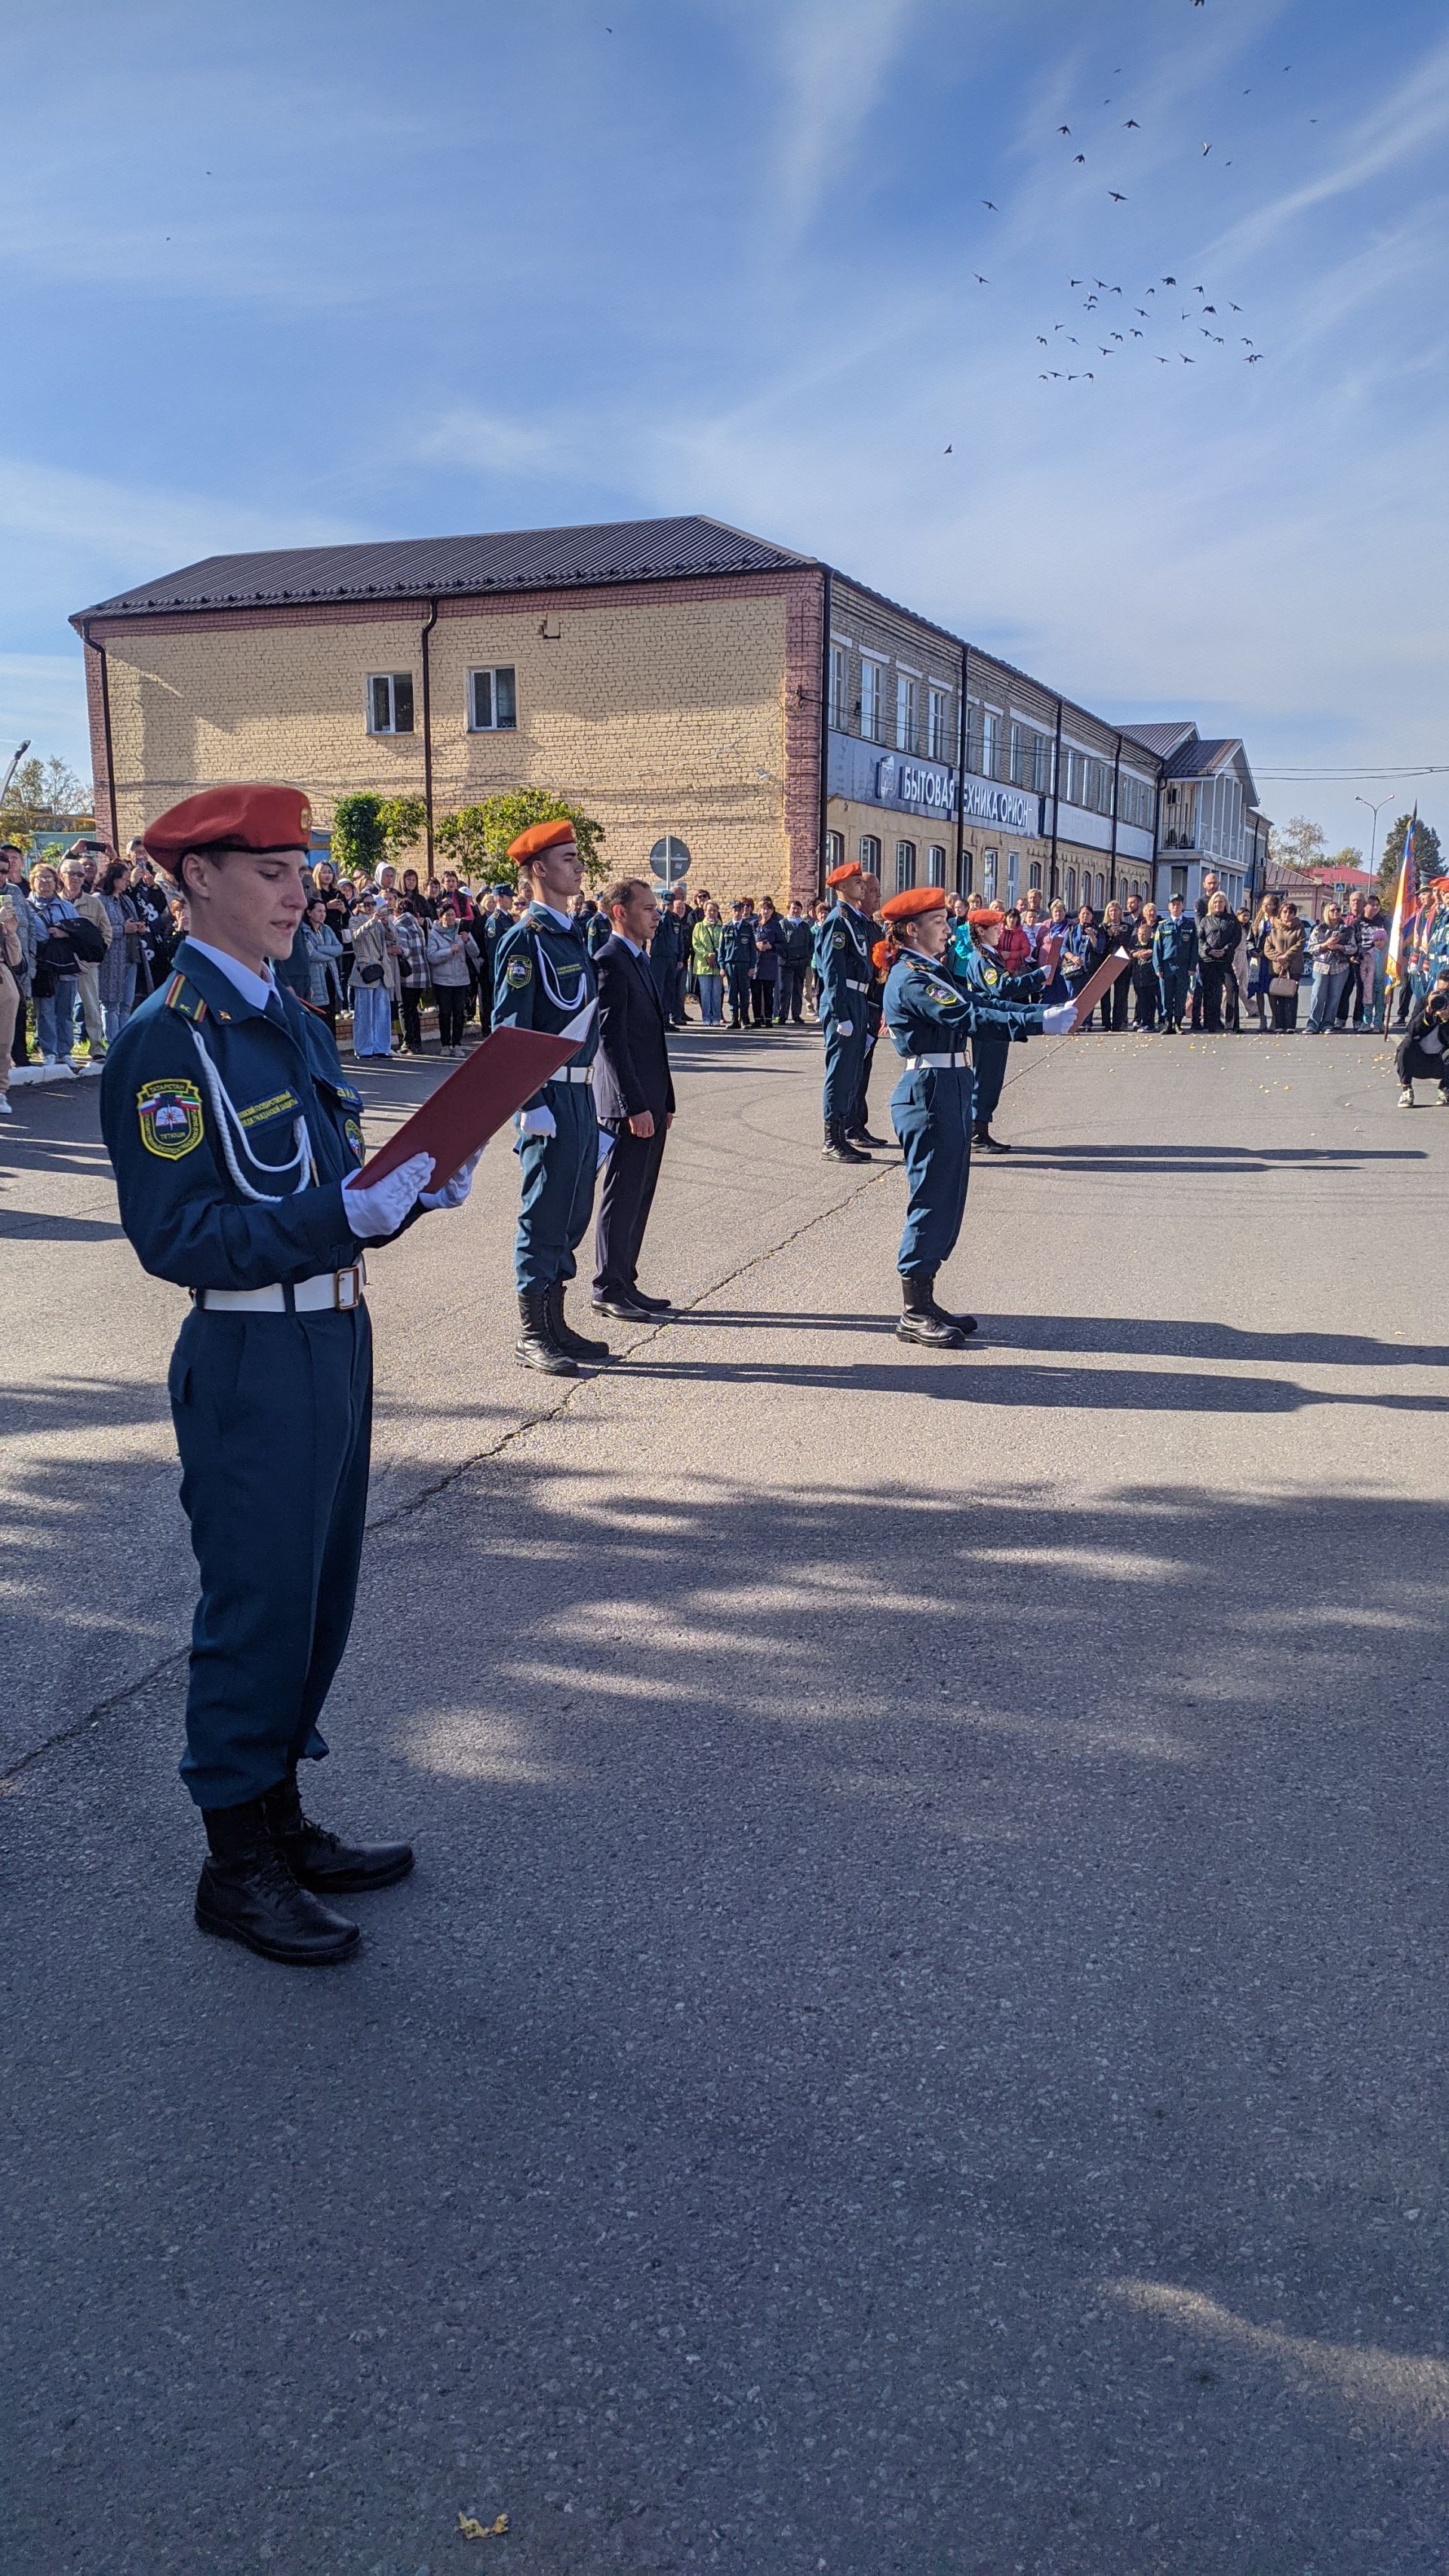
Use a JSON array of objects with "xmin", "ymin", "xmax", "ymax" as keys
[{"xmin": 1355, "ymin": 792, "xmax": 1395, "ymax": 885}]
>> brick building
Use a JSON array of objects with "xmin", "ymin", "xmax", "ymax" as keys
[{"xmin": 72, "ymin": 513, "xmax": 1265, "ymax": 909}]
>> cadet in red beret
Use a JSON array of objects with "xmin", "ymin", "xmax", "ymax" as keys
[
  {"xmin": 489, "ymin": 817, "xmax": 608, "ymax": 1372},
  {"xmin": 877, "ymin": 886, "xmax": 1076, "ymax": 1344},
  {"xmin": 817, "ymin": 857, "xmax": 876, "ymax": 1161},
  {"xmin": 98, "ymin": 784, "xmax": 478, "ymax": 1968},
  {"xmin": 949, "ymin": 902, "xmax": 1047, "ymax": 1154}
]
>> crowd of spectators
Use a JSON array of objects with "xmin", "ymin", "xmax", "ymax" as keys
[{"xmin": 0, "ymin": 835, "xmax": 1422, "ymax": 1118}]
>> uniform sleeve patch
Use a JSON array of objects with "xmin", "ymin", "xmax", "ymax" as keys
[
  {"xmin": 925, "ymin": 980, "xmax": 964, "ymax": 1007},
  {"xmin": 236, "ymin": 1088, "xmax": 299, "ymax": 1130},
  {"xmin": 832, "ymin": 929, "xmax": 847, "ymax": 950},
  {"xmin": 137, "ymin": 1078, "xmax": 204, "ymax": 1160},
  {"xmin": 505, "ymin": 953, "xmax": 534, "ymax": 988},
  {"xmin": 345, "ymin": 1116, "xmax": 365, "ymax": 1165}
]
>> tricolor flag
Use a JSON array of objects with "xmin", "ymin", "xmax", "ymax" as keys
[{"xmin": 1384, "ymin": 814, "xmax": 1418, "ymax": 989}]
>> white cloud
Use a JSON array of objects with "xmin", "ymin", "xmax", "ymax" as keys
[{"xmin": 771, "ymin": 0, "xmax": 918, "ymax": 235}]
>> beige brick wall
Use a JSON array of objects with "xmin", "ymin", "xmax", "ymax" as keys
[{"xmin": 93, "ymin": 583, "xmax": 800, "ymax": 905}]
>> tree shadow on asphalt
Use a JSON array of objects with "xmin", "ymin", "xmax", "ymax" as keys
[{"xmin": 1005, "ymin": 1141, "xmax": 1427, "ymax": 1173}]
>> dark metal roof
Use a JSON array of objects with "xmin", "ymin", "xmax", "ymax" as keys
[
  {"xmin": 1162, "ymin": 735, "xmax": 1242, "ymax": 780},
  {"xmin": 1121, "ymin": 720, "xmax": 1197, "ymax": 759},
  {"xmin": 72, "ymin": 514, "xmax": 816, "ymax": 623}
]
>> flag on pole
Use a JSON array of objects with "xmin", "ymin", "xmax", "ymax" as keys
[{"xmin": 1384, "ymin": 811, "xmax": 1417, "ymax": 988}]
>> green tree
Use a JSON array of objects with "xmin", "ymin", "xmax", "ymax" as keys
[
  {"xmin": 1320, "ymin": 844, "xmax": 1364, "ymax": 875},
  {"xmin": 331, "ymin": 793, "xmax": 386, "ymax": 879},
  {"xmin": 1379, "ymin": 811, "xmax": 1443, "ymax": 903},
  {"xmin": 376, "ymin": 796, "xmax": 427, "ymax": 864},
  {"xmin": 435, "ymin": 790, "xmax": 605, "ymax": 886},
  {"xmin": 1269, "ymin": 814, "xmax": 1327, "ymax": 874},
  {"xmin": 0, "ymin": 752, "xmax": 93, "ymax": 848}
]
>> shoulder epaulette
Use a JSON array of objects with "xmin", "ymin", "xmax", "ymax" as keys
[{"xmin": 162, "ymin": 974, "xmax": 208, "ymax": 1023}]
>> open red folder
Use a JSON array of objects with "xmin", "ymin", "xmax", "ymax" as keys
[
  {"xmin": 1068, "ymin": 947, "xmax": 1132, "ymax": 1029},
  {"xmin": 357, "ymin": 1006, "xmax": 593, "ymax": 1189}
]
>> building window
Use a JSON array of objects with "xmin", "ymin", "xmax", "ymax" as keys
[
  {"xmin": 897, "ymin": 675, "xmax": 918, "ymax": 754},
  {"xmin": 859, "ymin": 834, "xmax": 881, "ymax": 871},
  {"xmin": 1029, "ymin": 860, "xmax": 1042, "ymax": 893},
  {"xmin": 469, "ymin": 666, "xmax": 517, "ymax": 731},
  {"xmin": 928, "ymin": 688, "xmax": 949, "ymax": 762},
  {"xmin": 980, "ymin": 711, "xmax": 999, "ymax": 780},
  {"xmin": 927, "ymin": 844, "xmax": 946, "ymax": 886},
  {"xmin": 829, "ymin": 644, "xmax": 848, "ymax": 730},
  {"xmin": 1065, "ymin": 866, "xmax": 1077, "ymax": 909},
  {"xmin": 824, "ymin": 829, "xmax": 845, "ymax": 873},
  {"xmin": 1006, "ymin": 851, "xmax": 1020, "ymax": 903},
  {"xmin": 895, "ymin": 839, "xmax": 917, "ymax": 892},
  {"xmin": 957, "ymin": 849, "xmax": 974, "ymax": 898},
  {"xmin": 983, "ymin": 848, "xmax": 998, "ymax": 902},
  {"xmin": 368, "ymin": 672, "xmax": 414, "ymax": 734},
  {"xmin": 860, "ymin": 658, "xmax": 885, "ymax": 743},
  {"xmin": 648, "ymin": 834, "xmax": 691, "ymax": 885}
]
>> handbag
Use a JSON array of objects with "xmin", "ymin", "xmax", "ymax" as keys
[
  {"xmin": 1269, "ymin": 972, "xmax": 1297, "ymax": 999},
  {"xmin": 69, "ymin": 916, "xmax": 107, "ymax": 965},
  {"xmin": 355, "ymin": 961, "xmax": 384, "ymax": 986}
]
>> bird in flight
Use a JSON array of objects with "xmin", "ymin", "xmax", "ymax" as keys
[
  {"xmin": 1180, "ymin": 353, "xmax": 1195, "ymax": 363},
  {"xmin": 973, "ymin": 272, "xmax": 989, "ymax": 284},
  {"xmin": 1058, "ymin": 125, "xmax": 1071, "ymax": 135},
  {"xmin": 1036, "ymin": 334, "xmax": 1048, "ymax": 346},
  {"xmin": 1155, "ymin": 355, "xmax": 1171, "ymax": 364},
  {"xmin": 1229, "ymin": 301, "xmax": 1242, "ymax": 312},
  {"xmin": 1110, "ymin": 329, "xmax": 1124, "ymax": 340},
  {"xmin": 1073, "ymin": 153, "xmax": 1086, "ymax": 165},
  {"xmin": 1124, "ymin": 118, "xmax": 1140, "ymax": 128},
  {"xmin": 1162, "ymin": 275, "xmax": 1176, "ymax": 285},
  {"xmin": 1109, "ymin": 191, "xmax": 1127, "ymax": 202},
  {"xmin": 1201, "ymin": 142, "xmax": 1212, "ymax": 155},
  {"xmin": 1246, "ymin": 351, "xmax": 1263, "ymax": 362},
  {"xmin": 982, "ymin": 200, "xmax": 998, "ymax": 211},
  {"xmin": 1131, "ymin": 328, "xmax": 1143, "ymax": 337},
  {"xmin": 943, "ymin": 444, "xmax": 952, "ymax": 453}
]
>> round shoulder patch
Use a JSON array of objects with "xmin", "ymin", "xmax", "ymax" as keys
[
  {"xmin": 832, "ymin": 928, "xmax": 847, "ymax": 949},
  {"xmin": 505, "ymin": 953, "xmax": 534, "ymax": 988}
]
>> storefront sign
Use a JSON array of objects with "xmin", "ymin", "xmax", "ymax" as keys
[
  {"xmin": 827, "ymin": 731, "xmax": 957, "ymax": 820},
  {"xmin": 959, "ymin": 774, "xmax": 1038, "ymax": 833}
]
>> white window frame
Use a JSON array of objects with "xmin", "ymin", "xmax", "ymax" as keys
[
  {"xmin": 927, "ymin": 688, "xmax": 950, "ymax": 762},
  {"xmin": 829, "ymin": 643, "xmax": 848, "ymax": 731},
  {"xmin": 468, "ymin": 665, "xmax": 517, "ymax": 732},
  {"xmin": 927, "ymin": 844, "xmax": 947, "ymax": 887},
  {"xmin": 897, "ymin": 673, "xmax": 918, "ymax": 754},
  {"xmin": 1006, "ymin": 851, "xmax": 1020, "ymax": 903},
  {"xmin": 895, "ymin": 839, "xmax": 917, "ymax": 891},
  {"xmin": 860, "ymin": 656, "xmax": 886, "ymax": 743},
  {"xmin": 858, "ymin": 833, "xmax": 881, "ymax": 870},
  {"xmin": 982, "ymin": 847, "xmax": 998, "ymax": 901},
  {"xmin": 367, "ymin": 671, "xmax": 414, "ymax": 735}
]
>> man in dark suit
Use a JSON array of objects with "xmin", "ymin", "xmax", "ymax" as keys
[{"xmin": 592, "ymin": 878, "xmax": 677, "ymax": 1321}]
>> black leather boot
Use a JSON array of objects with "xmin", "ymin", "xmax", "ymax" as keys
[
  {"xmin": 822, "ymin": 1119, "xmax": 870, "ymax": 1164},
  {"xmin": 196, "ymin": 1800, "xmax": 360, "ymax": 1965},
  {"xmin": 973, "ymin": 1124, "xmax": 1011, "ymax": 1153},
  {"xmin": 516, "ymin": 1288, "xmax": 577, "ymax": 1374},
  {"xmin": 549, "ymin": 1282, "xmax": 611, "ymax": 1362},
  {"xmin": 847, "ymin": 1125, "xmax": 888, "ymax": 1148},
  {"xmin": 260, "ymin": 1771, "xmax": 414, "ymax": 1894},
  {"xmin": 896, "ymin": 1274, "xmax": 966, "ymax": 1348},
  {"xmin": 928, "ymin": 1283, "xmax": 979, "ymax": 1334}
]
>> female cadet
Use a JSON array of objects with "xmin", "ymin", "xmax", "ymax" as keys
[
  {"xmin": 878, "ymin": 885, "xmax": 1075, "ymax": 1347},
  {"xmin": 947, "ymin": 902, "xmax": 1045, "ymax": 1156}
]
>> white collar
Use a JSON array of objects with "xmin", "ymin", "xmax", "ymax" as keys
[
  {"xmin": 617, "ymin": 932, "xmax": 643, "ymax": 957},
  {"xmin": 186, "ymin": 937, "xmax": 277, "ymax": 1011},
  {"xmin": 535, "ymin": 901, "xmax": 574, "ymax": 930}
]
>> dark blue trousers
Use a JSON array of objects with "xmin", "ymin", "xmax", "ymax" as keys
[
  {"xmin": 1158, "ymin": 966, "xmax": 1191, "ymax": 1027},
  {"xmin": 514, "ymin": 1085, "xmax": 598, "ymax": 1291},
  {"xmin": 823, "ymin": 1020, "xmax": 868, "ymax": 1122},
  {"xmin": 169, "ymin": 1304, "xmax": 373, "ymax": 1809},
  {"xmin": 971, "ymin": 1033, "xmax": 1010, "ymax": 1128},
  {"xmin": 726, "ymin": 965, "xmax": 752, "ymax": 1023},
  {"xmin": 891, "ymin": 1066, "xmax": 974, "ymax": 1276}
]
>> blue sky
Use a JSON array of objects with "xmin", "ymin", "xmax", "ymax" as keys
[{"xmin": 3, "ymin": 0, "xmax": 1445, "ymax": 857}]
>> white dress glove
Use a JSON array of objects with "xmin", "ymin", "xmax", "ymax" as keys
[
  {"xmin": 516, "ymin": 1105, "xmax": 557, "ymax": 1139},
  {"xmin": 1042, "ymin": 1002, "xmax": 1078, "ymax": 1035},
  {"xmin": 419, "ymin": 1149, "xmax": 482, "ymax": 1211},
  {"xmin": 835, "ymin": 1018, "xmax": 854, "ymax": 1036},
  {"xmin": 343, "ymin": 1150, "xmax": 435, "ymax": 1239}
]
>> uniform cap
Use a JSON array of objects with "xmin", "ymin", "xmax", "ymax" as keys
[
  {"xmin": 508, "ymin": 817, "xmax": 577, "ymax": 863},
  {"xmin": 880, "ymin": 885, "xmax": 947, "ymax": 923},
  {"xmin": 825, "ymin": 860, "xmax": 865, "ymax": 888},
  {"xmin": 968, "ymin": 905, "xmax": 1005, "ymax": 930},
  {"xmin": 1429, "ymin": 875, "xmax": 1449, "ymax": 894},
  {"xmin": 143, "ymin": 784, "xmax": 312, "ymax": 875}
]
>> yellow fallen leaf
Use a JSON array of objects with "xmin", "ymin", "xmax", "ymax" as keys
[{"xmin": 458, "ymin": 2512, "xmax": 509, "ymax": 2539}]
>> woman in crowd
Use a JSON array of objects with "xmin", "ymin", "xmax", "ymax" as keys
[
  {"xmin": 750, "ymin": 896, "xmax": 784, "ymax": 1026},
  {"xmin": 997, "ymin": 906, "xmax": 1032, "ymax": 977},
  {"xmin": 94, "ymin": 856, "xmax": 146, "ymax": 1045},
  {"xmin": 1131, "ymin": 902, "xmax": 1161, "ymax": 1029},
  {"xmin": 349, "ymin": 891, "xmax": 397, "ymax": 1060},
  {"xmin": 29, "ymin": 862, "xmax": 82, "ymax": 1062},
  {"xmin": 1232, "ymin": 905, "xmax": 1256, "ymax": 1029},
  {"xmin": 398, "ymin": 866, "xmax": 435, "ymax": 924},
  {"xmin": 1264, "ymin": 900, "xmax": 1306, "ymax": 1033},
  {"xmin": 691, "ymin": 900, "xmax": 724, "ymax": 1026},
  {"xmin": 1063, "ymin": 903, "xmax": 1108, "ymax": 1020},
  {"xmin": 1038, "ymin": 897, "xmax": 1072, "ymax": 1005},
  {"xmin": 1099, "ymin": 900, "xmax": 1133, "ymax": 1029},
  {"xmin": 805, "ymin": 900, "xmax": 829, "ymax": 1016},
  {"xmin": 1197, "ymin": 891, "xmax": 1243, "ymax": 1033},
  {"xmin": 301, "ymin": 896, "xmax": 346, "ymax": 1033},
  {"xmin": 149, "ymin": 891, "xmax": 190, "ymax": 981},
  {"xmin": 426, "ymin": 902, "xmax": 479, "ymax": 1055},
  {"xmin": 390, "ymin": 894, "xmax": 432, "ymax": 1051},
  {"xmin": 0, "ymin": 897, "xmax": 23, "ymax": 1113}
]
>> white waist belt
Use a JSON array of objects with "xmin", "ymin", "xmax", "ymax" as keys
[
  {"xmin": 195, "ymin": 1261, "xmax": 367, "ymax": 1314},
  {"xmin": 904, "ymin": 1051, "xmax": 967, "ymax": 1069},
  {"xmin": 845, "ymin": 977, "xmax": 869, "ymax": 993},
  {"xmin": 546, "ymin": 1065, "xmax": 595, "ymax": 1085}
]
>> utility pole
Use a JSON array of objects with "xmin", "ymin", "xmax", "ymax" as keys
[{"xmin": 1355, "ymin": 792, "xmax": 1395, "ymax": 887}]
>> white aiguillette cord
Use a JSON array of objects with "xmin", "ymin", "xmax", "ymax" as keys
[{"xmin": 186, "ymin": 1023, "xmax": 313, "ymax": 1204}]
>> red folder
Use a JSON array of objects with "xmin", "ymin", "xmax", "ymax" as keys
[
  {"xmin": 357, "ymin": 1024, "xmax": 585, "ymax": 1188},
  {"xmin": 1068, "ymin": 947, "xmax": 1131, "ymax": 1029}
]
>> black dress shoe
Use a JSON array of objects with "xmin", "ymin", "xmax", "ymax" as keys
[
  {"xmin": 847, "ymin": 1126, "xmax": 889, "ymax": 1149},
  {"xmin": 626, "ymin": 1288, "xmax": 672, "ymax": 1313},
  {"xmin": 592, "ymin": 1290, "xmax": 655, "ymax": 1321},
  {"xmin": 195, "ymin": 1845, "xmax": 360, "ymax": 1965},
  {"xmin": 972, "ymin": 1126, "xmax": 1011, "ymax": 1153}
]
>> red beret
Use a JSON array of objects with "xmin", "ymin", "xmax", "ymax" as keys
[
  {"xmin": 826, "ymin": 860, "xmax": 866, "ymax": 889},
  {"xmin": 968, "ymin": 905, "xmax": 1005, "ymax": 930},
  {"xmin": 880, "ymin": 885, "xmax": 946, "ymax": 923},
  {"xmin": 143, "ymin": 784, "xmax": 312, "ymax": 874},
  {"xmin": 508, "ymin": 817, "xmax": 577, "ymax": 863}
]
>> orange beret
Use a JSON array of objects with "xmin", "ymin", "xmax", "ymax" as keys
[
  {"xmin": 143, "ymin": 783, "xmax": 312, "ymax": 874},
  {"xmin": 880, "ymin": 885, "xmax": 947, "ymax": 923},
  {"xmin": 968, "ymin": 905, "xmax": 1005, "ymax": 930},
  {"xmin": 508, "ymin": 817, "xmax": 577, "ymax": 863},
  {"xmin": 825, "ymin": 860, "xmax": 864, "ymax": 888}
]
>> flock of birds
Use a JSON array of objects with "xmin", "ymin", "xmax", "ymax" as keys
[{"xmin": 942, "ymin": 15, "xmax": 1311, "ymax": 406}]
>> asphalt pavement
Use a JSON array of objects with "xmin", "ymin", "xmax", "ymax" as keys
[{"xmin": 2, "ymin": 1016, "xmax": 1446, "ymax": 2576}]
